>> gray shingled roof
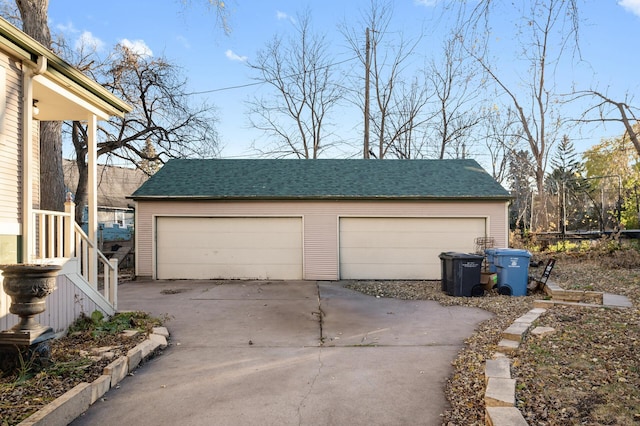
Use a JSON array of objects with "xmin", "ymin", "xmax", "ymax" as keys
[{"xmin": 129, "ymin": 159, "xmax": 510, "ymax": 200}]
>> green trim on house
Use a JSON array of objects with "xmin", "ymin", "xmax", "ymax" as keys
[
  {"xmin": 0, "ymin": 235, "xmax": 21, "ymax": 263},
  {"xmin": 130, "ymin": 159, "xmax": 511, "ymax": 201}
]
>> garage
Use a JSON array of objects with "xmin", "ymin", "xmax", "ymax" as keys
[
  {"xmin": 156, "ymin": 216, "xmax": 303, "ymax": 280},
  {"xmin": 130, "ymin": 159, "xmax": 510, "ymax": 280},
  {"xmin": 339, "ymin": 217, "xmax": 486, "ymax": 279}
]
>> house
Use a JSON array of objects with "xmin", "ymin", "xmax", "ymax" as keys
[
  {"xmin": 129, "ymin": 158, "xmax": 510, "ymax": 281},
  {"xmin": 0, "ymin": 18, "xmax": 131, "ymax": 333},
  {"xmin": 63, "ymin": 159, "xmax": 148, "ymax": 240}
]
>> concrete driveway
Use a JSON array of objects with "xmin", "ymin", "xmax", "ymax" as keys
[{"xmin": 71, "ymin": 280, "xmax": 492, "ymax": 426}]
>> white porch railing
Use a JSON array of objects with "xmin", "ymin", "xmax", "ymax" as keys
[{"xmin": 31, "ymin": 199, "xmax": 117, "ymax": 309}]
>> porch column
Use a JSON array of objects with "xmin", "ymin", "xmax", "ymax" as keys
[
  {"xmin": 21, "ymin": 69, "xmax": 35, "ymax": 262},
  {"xmin": 87, "ymin": 114, "xmax": 98, "ymax": 285}
]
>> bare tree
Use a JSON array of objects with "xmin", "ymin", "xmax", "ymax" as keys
[
  {"xmin": 342, "ymin": 0, "xmax": 426, "ymax": 159},
  {"xmin": 15, "ymin": 0, "xmax": 65, "ymax": 211},
  {"xmin": 69, "ymin": 44, "xmax": 218, "ymax": 223},
  {"xmin": 508, "ymin": 149, "xmax": 536, "ymax": 230},
  {"xmin": 7, "ymin": 0, "xmax": 230, "ymax": 213},
  {"xmin": 571, "ymin": 90, "xmax": 640, "ymax": 156},
  {"xmin": 480, "ymin": 106, "xmax": 521, "ymax": 184},
  {"xmin": 247, "ymin": 10, "xmax": 343, "ymax": 159},
  {"xmin": 0, "ymin": 0, "xmax": 20, "ymax": 26},
  {"xmin": 459, "ymin": 0, "xmax": 579, "ymax": 214},
  {"xmin": 388, "ymin": 77, "xmax": 430, "ymax": 159},
  {"xmin": 427, "ymin": 36, "xmax": 482, "ymax": 160},
  {"xmin": 180, "ymin": 0, "xmax": 233, "ymax": 35}
]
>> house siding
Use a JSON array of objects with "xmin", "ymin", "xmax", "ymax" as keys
[
  {"xmin": 135, "ymin": 199, "xmax": 508, "ymax": 280},
  {"xmin": 0, "ymin": 53, "xmax": 22, "ymax": 245},
  {"xmin": 0, "ymin": 51, "xmax": 39, "ymax": 264}
]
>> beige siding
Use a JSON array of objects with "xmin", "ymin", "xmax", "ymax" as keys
[
  {"xmin": 304, "ymin": 215, "xmax": 338, "ymax": 280},
  {"xmin": 31, "ymin": 120, "xmax": 39, "ymax": 209},
  {"xmin": 136, "ymin": 200, "xmax": 508, "ymax": 280},
  {"xmin": 0, "ymin": 53, "xmax": 22, "ymax": 231}
]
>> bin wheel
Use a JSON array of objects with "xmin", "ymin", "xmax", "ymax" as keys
[
  {"xmin": 471, "ymin": 285, "xmax": 485, "ymax": 297},
  {"xmin": 498, "ymin": 285, "xmax": 512, "ymax": 296}
]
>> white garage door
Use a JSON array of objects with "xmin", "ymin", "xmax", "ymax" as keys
[
  {"xmin": 156, "ymin": 217, "xmax": 303, "ymax": 280},
  {"xmin": 339, "ymin": 217, "xmax": 486, "ymax": 280}
]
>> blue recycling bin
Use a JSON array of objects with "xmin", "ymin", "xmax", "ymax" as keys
[
  {"xmin": 493, "ymin": 249, "xmax": 531, "ymax": 296},
  {"xmin": 484, "ymin": 248, "xmax": 498, "ymax": 273}
]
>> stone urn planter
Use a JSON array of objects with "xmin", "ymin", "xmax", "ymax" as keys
[{"xmin": 0, "ymin": 264, "xmax": 62, "ymax": 345}]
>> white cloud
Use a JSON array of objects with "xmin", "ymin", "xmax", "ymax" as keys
[
  {"xmin": 176, "ymin": 35, "xmax": 191, "ymax": 49},
  {"xmin": 276, "ymin": 10, "xmax": 295, "ymax": 23},
  {"xmin": 225, "ymin": 49, "xmax": 247, "ymax": 62},
  {"xmin": 619, "ymin": 0, "xmax": 640, "ymax": 17},
  {"xmin": 119, "ymin": 39, "xmax": 153, "ymax": 57},
  {"xmin": 414, "ymin": 0, "xmax": 440, "ymax": 6},
  {"xmin": 75, "ymin": 31, "xmax": 105, "ymax": 53},
  {"xmin": 55, "ymin": 20, "xmax": 79, "ymax": 34}
]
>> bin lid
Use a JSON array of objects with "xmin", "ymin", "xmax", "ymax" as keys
[
  {"xmin": 494, "ymin": 248, "xmax": 531, "ymax": 257},
  {"xmin": 453, "ymin": 252, "xmax": 484, "ymax": 260},
  {"xmin": 439, "ymin": 251, "xmax": 457, "ymax": 259},
  {"xmin": 439, "ymin": 252, "xmax": 483, "ymax": 260}
]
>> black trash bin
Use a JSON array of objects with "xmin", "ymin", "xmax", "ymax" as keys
[
  {"xmin": 439, "ymin": 252, "xmax": 484, "ymax": 297},
  {"xmin": 439, "ymin": 251, "xmax": 455, "ymax": 293}
]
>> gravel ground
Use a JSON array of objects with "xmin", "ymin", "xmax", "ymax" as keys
[{"xmin": 346, "ymin": 253, "xmax": 640, "ymax": 425}]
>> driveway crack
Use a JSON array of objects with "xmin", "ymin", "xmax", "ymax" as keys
[
  {"xmin": 297, "ymin": 282, "xmax": 325, "ymax": 425},
  {"xmin": 315, "ymin": 281, "xmax": 325, "ymax": 345}
]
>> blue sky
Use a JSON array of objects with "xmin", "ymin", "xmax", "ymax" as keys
[{"xmin": 45, "ymin": 0, "xmax": 640, "ymax": 166}]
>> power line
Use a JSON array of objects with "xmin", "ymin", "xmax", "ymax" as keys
[
  {"xmin": 187, "ymin": 81, "xmax": 263, "ymax": 95},
  {"xmin": 184, "ymin": 56, "xmax": 359, "ymax": 96}
]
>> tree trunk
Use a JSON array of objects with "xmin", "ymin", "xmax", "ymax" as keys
[
  {"xmin": 16, "ymin": 0, "xmax": 64, "ymax": 211},
  {"xmin": 15, "ymin": 0, "xmax": 50, "ymax": 44},
  {"xmin": 71, "ymin": 121, "xmax": 87, "ymax": 225},
  {"xmin": 73, "ymin": 156, "xmax": 88, "ymax": 225},
  {"xmin": 39, "ymin": 121, "xmax": 65, "ymax": 211}
]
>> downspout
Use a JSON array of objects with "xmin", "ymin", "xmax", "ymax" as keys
[{"xmin": 21, "ymin": 55, "xmax": 46, "ymax": 262}]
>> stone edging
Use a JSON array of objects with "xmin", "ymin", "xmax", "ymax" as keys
[
  {"xmin": 484, "ymin": 284, "xmax": 633, "ymax": 426},
  {"xmin": 483, "ymin": 308, "xmax": 547, "ymax": 426},
  {"xmin": 17, "ymin": 327, "xmax": 170, "ymax": 426}
]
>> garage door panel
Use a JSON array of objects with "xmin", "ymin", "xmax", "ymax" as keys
[
  {"xmin": 340, "ymin": 217, "xmax": 486, "ymax": 280},
  {"xmin": 156, "ymin": 217, "xmax": 302, "ymax": 280},
  {"xmin": 192, "ymin": 248, "xmax": 302, "ymax": 265},
  {"xmin": 159, "ymin": 247, "xmax": 301, "ymax": 265},
  {"xmin": 341, "ymin": 247, "xmax": 438, "ymax": 264},
  {"xmin": 342, "ymin": 233, "xmax": 439, "ymax": 248},
  {"xmin": 341, "ymin": 264, "xmax": 428, "ymax": 280},
  {"xmin": 158, "ymin": 263, "xmax": 301, "ymax": 280},
  {"xmin": 168, "ymin": 233, "xmax": 300, "ymax": 249}
]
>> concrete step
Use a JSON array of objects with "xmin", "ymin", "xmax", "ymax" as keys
[
  {"xmin": 486, "ymin": 406, "xmax": 529, "ymax": 426},
  {"xmin": 485, "ymin": 377, "xmax": 516, "ymax": 407}
]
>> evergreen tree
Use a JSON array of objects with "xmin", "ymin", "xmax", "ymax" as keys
[{"xmin": 546, "ymin": 136, "xmax": 588, "ymax": 232}]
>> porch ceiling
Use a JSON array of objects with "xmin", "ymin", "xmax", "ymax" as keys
[{"xmin": 32, "ymin": 75, "xmax": 111, "ymax": 121}]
